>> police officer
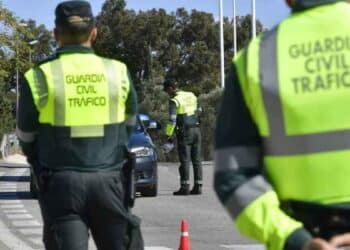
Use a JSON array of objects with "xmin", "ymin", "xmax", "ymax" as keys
[
  {"xmin": 163, "ymin": 79, "xmax": 203, "ymax": 195},
  {"xmin": 16, "ymin": 1, "xmax": 143, "ymax": 249},
  {"xmin": 214, "ymin": 1, "xmax": 350, "ymax": 250}
]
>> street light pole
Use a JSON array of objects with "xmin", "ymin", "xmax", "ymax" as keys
[
  {"xmin": 15, "ymin": 22, "xmax": 28, "ymax": 116},
  {"xmin": 15, "ymin": 36, "xmax": 20, "ymax": 116},
  {"xmin": 219, "ymin": 0, "xmax": 225, "ymax": 88},
  {"xmin": 233, "ymin": 0, "xmax": 237, "ymax": 57},
  {"xmin": 252, "ymin": 0, "xmax": 256, "ymax": 38}
]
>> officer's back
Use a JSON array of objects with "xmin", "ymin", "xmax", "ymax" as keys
[
  {"xmin": 214, "ymin": 1, "xmax": 350, "ymax": 250},
  {"xmin": 17, "ymin": 1, "xmax": 142, "ymax": 249},
  {"xmin": 34, "ymin": 50, "xmax": 132, "ymax": 171}
]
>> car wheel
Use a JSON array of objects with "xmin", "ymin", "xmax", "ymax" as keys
[
  {"xmin": 141, "ymin": 167, "xmax": 158, "ymax": 197},
  {"xmin": 141, "ymin": 184, "xmax": 157, "ymax": 197}
]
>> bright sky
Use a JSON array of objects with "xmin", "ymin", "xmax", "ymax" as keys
[{"xmin": 2, "ymin": 0, "xmax": 290, "ymax": 29}]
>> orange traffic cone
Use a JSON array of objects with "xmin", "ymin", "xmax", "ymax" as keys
[{"xmin": 178, "ymin": 219, "xmax": 190, "ymax": 250}]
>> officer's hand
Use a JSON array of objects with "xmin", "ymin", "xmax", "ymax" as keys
[
  {"xmin": 303, "ymin": 238, "xmax": 334, "ymax": 250},
  {"xmin": 167, "ymin": 137, "xmax": 173, "ymax": 143},
  {"xmin": 329, "ymin": 233, "xmax": 350, "ymax": 248}
]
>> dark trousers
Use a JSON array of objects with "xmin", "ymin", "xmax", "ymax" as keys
[
  {"xmin": 176, "ymin": 127, "xmax": 203, "ymax": 186},
  {"xmin": 38, "ymin": 170, "xmax": 134, "ymax": 250}
]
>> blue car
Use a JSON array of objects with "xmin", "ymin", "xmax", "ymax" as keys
[{"xmin": 129, "ymin": 114, "xmax": 160, "ymax": 197}]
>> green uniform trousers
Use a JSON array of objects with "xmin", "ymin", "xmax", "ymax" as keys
[
  {"xmin": 37, "ymin": 169, "xmax": 143, "ymax": 250},
  {"xmin": 176, "ymin": 126, "xmax": 202, "ymax": 185}
]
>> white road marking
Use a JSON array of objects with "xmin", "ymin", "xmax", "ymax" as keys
[
  {"xmin": 12, "ymin": 220, "xmax": 41, "ymax": 227},
  {"xmin": 7, "ymin": 214, "xmax": 33, "ymax": 219},
  {"xmin": 0, "ymin": 200, "xmax": 21, "ymax": 204},
  {"xmin": 18, "ymin": 228, "xmax": 42, "ymax": 235},
  {"xmin": 220, "ymin": 244, "xmax": 264, "ymax": 250},
  {"xmin": 27, "ymin": 237, "xmax": 43, "ymax": 246},
  {"xmin": 11, "ymin": 170, "xmax": 27, "ymax": 175},
  {"xmin": 0, "ymin": 188, "xmax": 19, "ymax": 192},
  {"xmin": 4, "ymin": 209, "xmax": 27, "ymax": 213},
  {"xmin": 145, "ymin": 248, "xmax": 174, "ymax": 250},
  {"xmin": 1, "ymin": 204, "xmax": 23, "ymax": 209},
  {"xmin": 0, "ymin": 216, "xmax": 34, "ymax": 250},
  {"xmin": 0, "ymin": 183, "xmax": 18, "ymax": 187}
]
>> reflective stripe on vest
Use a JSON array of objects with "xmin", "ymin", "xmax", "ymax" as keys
[
  {"xmin": 25, "ymin": 54, "xmax": 130, "ymax": 137},
  {"xmin": 260, "ymin": 26, "xmax": 350, "ymax": 156},
  {"xmin": 251, "ymin": 2, "xmax": 350, "ymax": 202},
  {"xmin": 172, "ymin": 91, "xmax": 197, "ymax": 115},
  {"xmin": 51, "ymin": 59, "xmax": 65, "ymax": 125}
]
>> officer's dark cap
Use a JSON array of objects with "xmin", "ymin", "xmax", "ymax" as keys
[
  {"xmin": 55, "ymin": 1, "xmax": 94, "ymax": 27},
  {"xmin": 163, "ymin": 79, "xmax": 177, "ymax": 90}
]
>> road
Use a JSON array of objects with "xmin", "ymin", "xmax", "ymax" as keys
[{"xmin": 0, "ymin": 155, "xmax": 262, "ymax": 250}]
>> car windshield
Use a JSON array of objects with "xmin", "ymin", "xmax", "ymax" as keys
[{"xmin": 134, "ymin": 118, "xmax": 143, "ymax": 132}]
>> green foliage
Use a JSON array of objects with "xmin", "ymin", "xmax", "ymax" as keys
[
  {"xmin": 0, "ymin": 2, "xmax": 53, "ymax": 139},
  {"xmin": 0, "ymin": 81, "xmax": 15, "ymax": 138},
  {"xmin": 0, "ymin": 0, "xmax": 265, "ymax": 160},
  {"xmin": 94, "ymin": 1, "xmax": 264, "ymax": 98},
  {"xmin": 138, "ymin": 80, "xmax": 170, "ymax": 161},
  {"xmin": 94, "ymin": 0, "xmax": 265, "ymax": 161},
  {"xmin": 198, "ymin": 88, "xmax": 222, "ymax": 160}
]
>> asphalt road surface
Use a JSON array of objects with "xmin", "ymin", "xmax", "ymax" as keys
[{"xmin": 0, "ymin": 155, "xmax": 263, "ymax": 250}]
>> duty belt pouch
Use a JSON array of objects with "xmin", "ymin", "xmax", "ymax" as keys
[
  {"xmin": 122, "ymin": 151, "xmax": 136, "ymax": 208},
  {"xmin": 125, "ymin": 214, "xmax": 144, "ymax": 250}
]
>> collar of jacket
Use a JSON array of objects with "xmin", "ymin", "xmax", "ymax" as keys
[
  {"xmin": 292, "ymin": 0, "xmax": 347, "ymax": 12},
  {"xmin": 56, "ymin": 45, "xmax": 94, "ymax": 55}
]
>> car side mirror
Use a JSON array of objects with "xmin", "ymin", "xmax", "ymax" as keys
[{"xmin": 148, "ymin": 121, "xmax": 162, "ymax": 130}]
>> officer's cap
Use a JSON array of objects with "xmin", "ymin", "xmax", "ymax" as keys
[
  {"xmin": 55, "ymin": 1, "xmax": 94, "ymax": 26},
  {"xmin": 163, "ymin": 79, "xmax": 177, "ymax": 90}
]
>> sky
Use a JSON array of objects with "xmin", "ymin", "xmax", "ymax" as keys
[{"xmin": 2, "ymin": 0, "xmax": 291, "ymax": 30}]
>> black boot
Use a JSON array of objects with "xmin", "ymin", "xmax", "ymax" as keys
[
  {"xmin": 173, "ymin": 185, "xmax": 190, "ymax": 196},
  {"xmin": 190, "ymin": 184, "xmax": 202, "ymax": 195}
]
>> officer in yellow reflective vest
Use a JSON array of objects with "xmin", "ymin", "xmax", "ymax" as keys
[
  {"xmin": 16, "ymin": 1, "xmax": 143, "ymax": 249},
  {"xmin": 163, "ymin": 79, "xmax": 203, "ymax": 195},
  {"xmin": 214, "ymin": 1, "xmax": 350, "ymax": 250}
]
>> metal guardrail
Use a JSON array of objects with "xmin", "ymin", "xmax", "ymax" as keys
[{"xmin": 0, "ymin": 133, "xmax": 19, "ymax": 159}]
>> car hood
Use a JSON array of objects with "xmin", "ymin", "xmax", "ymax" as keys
[{"xmin": 129, "ymin": 131, "xmax": 153, "ymax": 148}]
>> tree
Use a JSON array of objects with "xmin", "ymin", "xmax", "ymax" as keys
[
  {"xmin": 93, "ymin": 0, "xmax": 266, "ymax": 160},
  {"xmin": 0, "ymin": 2, "xmax": 19, "ymax": 137},
  {"xmin": 24, "ymin": 19, "xmax": 53, "ymax": 64},
  {"xmin": 0, "ymin": 2, "xmax": 53, "ymax": 138},
  {"xmin": 95, "ymin": 2, "xmax": 264, "ymax": 94}
]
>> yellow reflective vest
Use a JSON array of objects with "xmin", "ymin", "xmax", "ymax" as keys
[
  {"xmin": 165, "ymin": 90, "xmax": 198, "ymax": 137},
  {"xmin": 227, "ymin": 2, "xmax": 350, "ymax": 250},
  {"xmin": 25, "ymin": 53, "xmax": 131, "ymax": 138}
]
